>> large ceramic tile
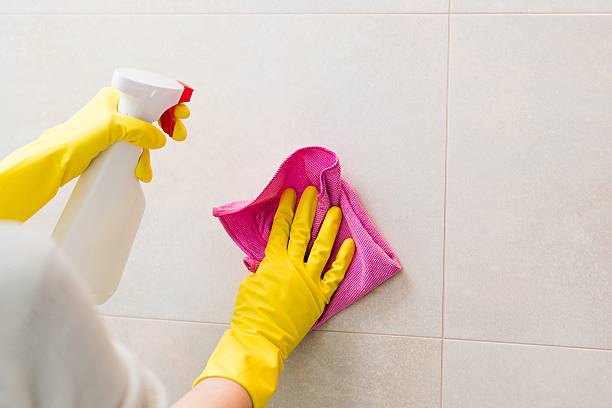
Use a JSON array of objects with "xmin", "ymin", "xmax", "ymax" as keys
[
  {"xmin": 443, "ymin": 340, "xmax": 612, "ymax": 408},
  {"xmin": 0, "ymin": 0, "xmax": 448, "ymax": 14},
  {"xmin": 452, "ymin": 0, "xmax": 612, "ymax": 13},
  {"xmin": 273, "ymin": 330, "xmax": 441, "ymax": 407},
  {"xmin": 0, "ymin": 15, "xmax": 447, "ymax": 336},
  {"xmin": 445, "ymin": 15, "xmax": 612, "ymax": 348},
  {"xmin": 105, "ymin": 316, "xmax": 442, "ymax": 406}
]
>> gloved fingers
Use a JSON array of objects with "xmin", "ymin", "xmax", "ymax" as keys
[
  {"xmin": 172, "ymin": 118, "xmax": 188, "ymax": 141},
  {"xmin": 79, "ymin": 87, "xmax": 165, "ymax": 150},
  {"xmin": 265, "ymin": 188, "xmax": 297, "ymax": 256},
  {"xmin": 321, "ymin": 238, "xmax": 355, "ymax": 302},
  {"xmin": 288, "ymin": 186, "xmax": 318, "ymax": 261},
  {"xmin": 306, "ymin": 206, "xmax": 342, "ymax": 275},
  {"xmin": 115, "ymin": 114, "xmax": 167, "ymax": 150},
  {"xmin": 174, "ymin": 103, "xmax": 190, "ymax": 119},
  {"xmin": 135, "ymin": 148, "xmax": 153, "ymax": 183}
]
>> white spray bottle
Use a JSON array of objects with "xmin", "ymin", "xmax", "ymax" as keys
[{"xmin": 53, "ymin": 68, "xmax": 193, "ymax": 304}]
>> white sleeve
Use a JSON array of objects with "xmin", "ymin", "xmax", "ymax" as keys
[{"xmin": 0, "ymin": 222, "xmax": 167, "ymax": 408}]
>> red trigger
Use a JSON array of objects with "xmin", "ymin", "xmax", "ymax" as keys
[{"xmin": 160, "ymin": 81, "xmax": 194, "ymax": 137}]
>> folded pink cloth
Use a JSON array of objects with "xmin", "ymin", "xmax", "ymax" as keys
[{"xmin": 213, "ymin": 146, "xmax": 401, "ymax": 327}]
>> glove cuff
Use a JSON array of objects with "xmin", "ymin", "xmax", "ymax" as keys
[{"xmin": 193, "ymin": 329, "xmax": 284, "ymax": 408}]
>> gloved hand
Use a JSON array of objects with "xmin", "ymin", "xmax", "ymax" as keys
[
  {"xmin": 40, "ymin": 86, "xmax": 190, "ymax": 182},
  {"xmin": 0, "ymin": 87, "xmax": 189, "ymax": 221},
  {"xmin": 194, "ymin": 186, "xmax": 356, "ymax": 408}
]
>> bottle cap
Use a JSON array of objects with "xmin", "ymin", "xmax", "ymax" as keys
[{"xmin": 112, "ymin": 68, "xmax": 185, "ymax": 123}]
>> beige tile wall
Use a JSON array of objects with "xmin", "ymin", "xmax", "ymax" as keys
[{"xmin": 1, "ymin": 1, "xmax": 611, "ymax": 406}]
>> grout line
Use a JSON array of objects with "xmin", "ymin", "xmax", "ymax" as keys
[
  {"xmin": 1, "ymin": 12, "xmax": 612, "ymax": 16},
  {"xmin": 103, "ymin": 313, "xmax": 230, "ymax": 327},
  {"xmin": 450, "ymin": 11, "xmax": 612, "ymax": 15},
  {"xmin": 103, "ymin": 313, "xmax": 442, "ymax": 340},
  {"xmin": 104, "ymin": 314, "xmax": 612, "ymax": 352},
  {"xmin": 439, "ymin": 10, "xmax": 452, "ymax": 408},
  {"xmin": 314, "ymin": 327, "xmax": 441, "ymax": 341},
  {"xmin": 0, "ymin": 12, "xmax": 448, "ymax": 16},
  {"xmin": 444, "ymin": 337, "xmax": 612, "ymax": 353}
]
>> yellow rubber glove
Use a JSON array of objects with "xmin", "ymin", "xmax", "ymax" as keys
[
  {"xmin": 194, "ymin": 186, "xmax": 356, "ymax": 408},
  {"xmin": 0, "ymin": 87, "xmax": 189, "ymax": 222}
]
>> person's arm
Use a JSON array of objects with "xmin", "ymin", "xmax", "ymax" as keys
[
  {"xmin": 0, "ymin": 223, "xmax": 169, "ymax": 407},
  {"xmin": 174, "ymin": 378, "xmax": 252, "ymax": 408},
  {"xmin": 174, "ymin": 186, "xmax": 355, "ymax": 408},
  {"xmin": 0, "ymin": 88, "xmax": 189, "ymax": 221}
]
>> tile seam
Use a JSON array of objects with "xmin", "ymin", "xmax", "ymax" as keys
[
  {"xmin": 103, "ymin": 315, "xmax": 612, "ymax": 352},
  {"xmin": 102, "ymin": 314, "xmax": 442, "ymax": 340},
  {"xmin": 439, "ymin": 8, "xmax": 452, "ymax": 408},
  {"xmin": 0, "ymin": 12, "xmax": 448, "ymax": 16},
  {"xmin": 1, "ymin": 12, "xmax": 611, "ymax": 16},
  {"xmin": 444, "ymin": 337, "xmax": 612, "ymax": 352}
]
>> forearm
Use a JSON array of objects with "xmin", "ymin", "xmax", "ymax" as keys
[
  {"xmin": 0, "ymin": 223, "xmax": 152, "ymax": 407},
  {"xmin": 0, "ymin": 87, "xmax": 173, "ymax": 222},
  {"xmin": 173, "ymin": 377, "xmax": 252, "ymax": 408},
  {"xmin": 0, "ymin": 136, "xmax": 88, "ymax": 221}
]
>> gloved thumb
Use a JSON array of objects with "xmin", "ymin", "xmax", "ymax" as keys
[
  {"xmin": 135, "ymin": 148, "xmax": 153, "ymax": 183},
  {"xmin": 321, "ymin": 238, "xmax": 356, "ymax": 302}
]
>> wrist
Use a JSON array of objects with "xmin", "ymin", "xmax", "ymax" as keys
[{"xmin": 194, "ymin": 329, "xmax": 284, "ymax": 408}]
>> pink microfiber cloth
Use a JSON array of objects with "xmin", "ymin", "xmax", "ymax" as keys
[{"xmin": 213, "ymin": 146, "xmax": 401, "ymax": 327}]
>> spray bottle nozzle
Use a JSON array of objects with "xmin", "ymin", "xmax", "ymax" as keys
[{"xmin": 159, "ymin": 82, "xmax": 194, "ymax": 137}]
